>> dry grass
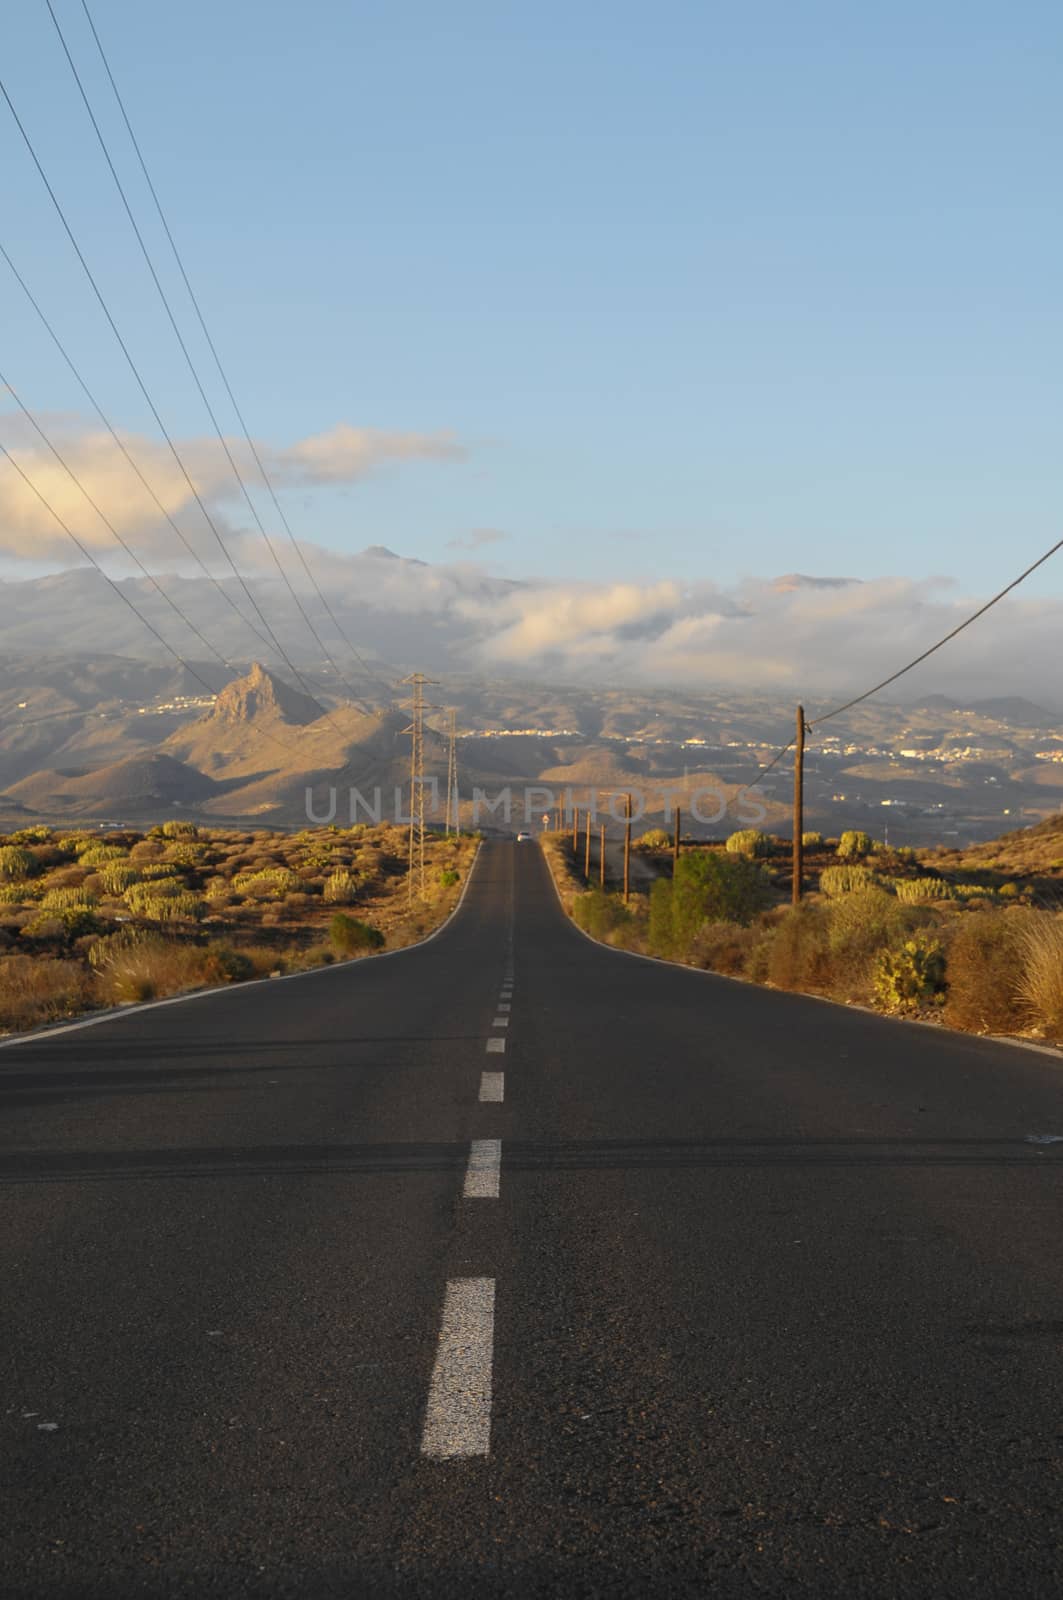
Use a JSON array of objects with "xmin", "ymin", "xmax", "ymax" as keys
[
  {"xmin": 95, "ymin": 934, "xmax": 206, "ymax": 1004},
  {"xmin": 1017, "ymin": 914, "xmax": 1063, "ymax": 1042},
  {"xmin": 0, "ymin": 821, "xmax": 478, "ymax": 1035},
  {"xmin": 0, "ymin": 954, "xmax": 93, "ymax": 1031},
  {"xmin": 539, "ymin": 831, "xmax": 585, "ymax": 913},
  {"xmin": 942, "ymin": 910, "xmax": 1030, "ymax": 1034}
]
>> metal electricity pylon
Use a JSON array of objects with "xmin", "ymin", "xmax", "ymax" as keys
[
  {"xmin": 401, "ymin": 673, "xmax": 439, "ymax": 902},
  {"xmin": 444, "ymin": 707, "xmax": 459, "ymax": 836}
]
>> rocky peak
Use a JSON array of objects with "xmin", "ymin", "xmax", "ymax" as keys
[{"xmin": 211, "ymin": 662, "xmax": 323, "ymax": 726}]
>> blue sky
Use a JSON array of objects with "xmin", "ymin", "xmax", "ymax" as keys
[{"xmin": 2, "ymin": 0, "xmax": 1061, "ymax": 595}]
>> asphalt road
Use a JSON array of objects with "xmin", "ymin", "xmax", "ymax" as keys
[{"xmin": 2, "ymin": 839, "xmax": 1062, "ymax": 1598}]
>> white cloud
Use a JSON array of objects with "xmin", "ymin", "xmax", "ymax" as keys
[{"xmin": 0, "ymin": 413, "xmax": 467, "ymax": 562}]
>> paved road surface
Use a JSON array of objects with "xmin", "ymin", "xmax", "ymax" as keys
[{"xmin": 2, "ymin": 840, "xmax": 1062, "ymax": 1597}]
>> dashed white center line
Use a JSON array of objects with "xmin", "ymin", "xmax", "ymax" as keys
[
  {"xmin": 492, "ymin": 1016, "xmax": 509, "ymax": 1028},
  {"xmin": 486, "ymin": 1036, "xmax": 506, "ymax": 1053},
  {"xmin": 479, "ymin": 1070, "xmax": 504, "ymax": 1103},
  {"xmin": 464, "ymin": 1138, "xmax": 501, "ymax": 1197},
  {"xmin": 497, "ymin": 1001, "xmax": 511, "ymax": 1012},
  {"xmin": 421, "ymin": 1277, "xmax": 495, "ymax": 1459}
]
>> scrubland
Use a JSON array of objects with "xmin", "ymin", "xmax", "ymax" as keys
[
  {"xmin": 542, "ymin": 827, "xmax": 1063, "ymax": 1046},
  {"xmin": 0, "ymin": 821, "xmax": 476, "ymax": 1035}
]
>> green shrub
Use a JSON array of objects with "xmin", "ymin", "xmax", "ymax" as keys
[
  {"xmin": 98, "ymin": 864, "xmax": 140, "ymax": 896},
  {"xmin": 329, "ymin": 913, "xmax": 384, "ymax": 955},
  {"xmin": 125, "ymin": 879, "xmax": 181, "ymax": 909},
  {"xmin": 998, "ymin": 882, "xmax": 1020, "ymax": 899},
  {"xmin": 297, "ymin": 852, "xmax": 333, "ymax": 875},
  {"xmin": 78, "ymin": 844, "xmax": 127, "ymax": 867},
  {"xmin": 820, "ymin": 864, "xmax": 877, "ymax": 897},
  {"xmin": 232, "ymin": 866, "xmax": 305, "ymax": 898},
  {"xmin": 893, "ymin": 877, "xmax": 955, "ymax": 904},
  {"xmin": 0, "ymin": 882, "xmax": 33, "ymax": 904},
  {"xmin": 689, "ymin": 919, "xmax": 757, "ymax": 975},
  {"xmin": 573, "ymin": 889, "xmax": 635, "ymax": 944},
  {"xmin": 0, "ymin": 845, "xmax": 35, "ymax": 882},
  {"xmin": 767, "ymin": 903, "xmax": 833, "ymax": 992},
  {"xmin": 23, "ymin": 906, "xmax": 100, "ymax": 940},
  {"xmin": 801, "ymin": 831, "xmax": 824, "ymax": 850},
  {"xmin": 438, "ymin": 868, "xmax": 460, "ymax": 888},
  {"xmin": 825, "ymin": 887, "xmax": 917, "ymax": 997},
  {"xmin": 40, "ymin": 886, "xmax": 98, "ymax": 911},
  {"xmin": 648, "ymin": 879, "xmax": 675, "ymax": 958},
  {"xmin": 198, "ymin": 944, "xmax": 255, "ymax": 984},
  {"xmin": 124, "ymin": 881, "xmax": 203, "ymax": 920},
  {"xmin": 9, "ymin": 826, "xmax": 53, "ymax": 844},
  {"xmin": 323, "ymin": 868, "xmax": 360, "ymax": 903},
  {"xmin": 155, "ymin": 820, "xmax": 199, "ymax": 839},
  {"xmin": 649, "ymin": 852, "xmax": 771, "ymax": 958},
  {"xmin": 163, "ymin": 841, "xmax": 208, "ymax": 867},
  {"xmin": 57, "ymin": 906, "xmax": 101, "ymax": 938},
  {"xmin": 725, "ymin": 829, "xmax": 773, "ymax": 858},
  {"xmin": 139, "ymin": 863, "xmax": 179, "ymax": 881},
  {"xmin": 147, "ymin": 892, "xmax": 205, "ymax": 922},
  {"xmin": 637, "ymin": 828, "xmax": 671, "ymax": 851},
  {"xmin": 838, "ymin": 830, "xmax": 873, "ymax": 859},
  {"xmin": 872, "ymin": 934, "xmax": 946, "ymax": 1014}
]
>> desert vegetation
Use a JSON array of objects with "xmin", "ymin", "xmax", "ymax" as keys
[
  {"xmin": 0, "ymin": 821, "xmax": 477, "ymax": 1035},
  {"xmin": 545, "ymin": 824, "xmax": 1063, "ymax": 1046}
]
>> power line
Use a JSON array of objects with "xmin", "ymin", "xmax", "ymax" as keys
[
  {"xmin": 45, "ymin": 0, "xmax": 383, "ymax": 710},
  {"xmin": 1, "ymin": 368, "xmax": 254, "ymax": 682},
  {"xmin": 740, "ymin": 528, "xmax": 1063, "ymax": 793},
  {"xmin": 807, "ymin": 534, "xmax": 1063, "ymax": 727},
  {"xmin": 79, "ymin": 0, "xmax": 399, "ymax": 706},
  {"xmin": 0, "ymin": 72, "xmax": 351, "ymax": 734},
  {"xmin": 0, "ymin": 237, "xmax": 290, "ymax": 665},
  {"xmin": 736, "ymin": 734, "xmax": 798, "ymax": 792},
  {"xmin": 0, "ymin": 443, "xmax": 326, "ymax": 771},
  {"xmin": 1, "ymin": 367, "xmax": 363, "ymax": 769}
]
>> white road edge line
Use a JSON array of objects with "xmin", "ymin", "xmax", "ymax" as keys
[
  {"xmin": 538, "ymin": 841, "xmax": 1063, "ymax": 1063},
  {"xmin": 479, "ymin": 1071, "xmax": 504, "ymax": 1103},
  {"xmin": 421, "ymin": 1277, "xmax": 495, "ymax": 1459},
  {"xmin": 486, "ymin": 1037, "xmax": 506, "ymax": 1054},
  {"xmin": 463, "ymin": 1138, "xmax": 501, "ymax": 1198},
  {"xmin": 0, "ymin": 841, "xmax": 487, "ymax": 1050}
]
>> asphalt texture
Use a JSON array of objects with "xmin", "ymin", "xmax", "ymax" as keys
[{"xmin": 2, "ymin": 838, "xmax": 1062, "ymax": 1598}]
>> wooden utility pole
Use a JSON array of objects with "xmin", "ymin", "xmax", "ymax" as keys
[
  {"xmin": 572, "ymin": 808, "xmax": 580, "ymax": 851},
  {"xmin": 673, "ymin": 805, "xmax": 681, "ymax": 866},
  {"xmin": 599, "ymin": 824, "xmax": 606, "ymax": 888},
  {"xmin": 444, "ymin": 707, "xmax": 458, "ymax": 836},
  {"xmin": 623, "ymin": 793, "xmax": 632, "ymax": 903},
  {"xmin": 584, "ymin": 809, "xmax": 592, "ymax": 879},
  {"xmin": 792, "ymin": 704, "xmax": 805, "ymax": 906}
]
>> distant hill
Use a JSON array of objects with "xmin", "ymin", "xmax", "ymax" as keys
[
  {"xmin": 4, "ymin": 752, "xmax": 218, "ymax": 815},
  {"xmin": 912, "ymin": 693, "xmax": 1058, "ymax": 726},
  {"xmin": 966, "ymin": 697, "xmax": 1058, "ymax": 727}
]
